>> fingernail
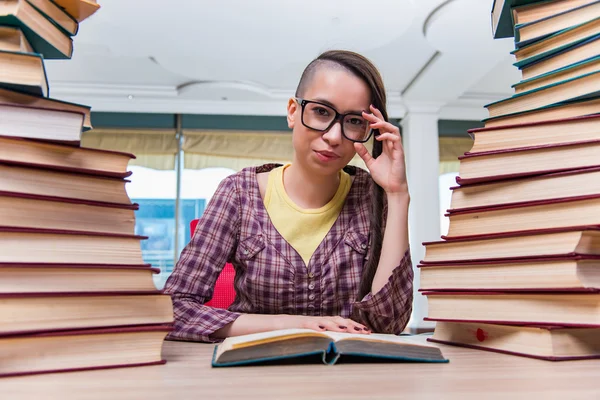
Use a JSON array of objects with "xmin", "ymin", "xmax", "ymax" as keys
[
  {"xmin": 354, "ymin": 327, "xmax": 361, "ymax": 331},
  {"xmin": 318, "ymin": 325, "xmax": 325, "ymax": 329},
  {"xmin": 339, "ymin": 326, "xmax": 347, "ymax": 329}
]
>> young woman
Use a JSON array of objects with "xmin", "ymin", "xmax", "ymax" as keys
[{"xmin": 164, "ymin": 50, "xmax": 413, "ymax": 342}]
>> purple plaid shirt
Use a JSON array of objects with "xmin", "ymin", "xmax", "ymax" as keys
[{"xmin": 164, "ymin": 164, "xmax": 413, "ymax": 342}]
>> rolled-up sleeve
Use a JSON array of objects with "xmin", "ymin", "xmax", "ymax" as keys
[
  {"xmin": 352, "ymin": 249, "xmax": 414, "ymax": 334},
  {"xmin": 163, "ymin": 176, "xmax": 242, "ymax": 343}
]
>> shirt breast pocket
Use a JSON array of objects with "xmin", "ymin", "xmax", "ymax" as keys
[
  {"xmin": 344, "ymin": 231, "xmax": 369, "ymax": 260},
  {"xmin": 235, "ymin": 234, "xmax": 293, "ymax": 313},
  {"xmin": 237, "ymin": 234, "xmax": 266, "ymax": 261}
]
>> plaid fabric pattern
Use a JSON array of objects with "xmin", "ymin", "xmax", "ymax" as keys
[{"xmin": 164, "ymin": 164, "xmax": 413, "ymax": 343}]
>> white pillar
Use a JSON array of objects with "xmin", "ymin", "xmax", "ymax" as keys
[{"xmin": 400, "ymin": 103, "xmax": 441, "ymax": 332}]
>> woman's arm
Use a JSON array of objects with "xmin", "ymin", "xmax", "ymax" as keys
[
  {"xmin": 352, "ymin": 105, "xmax": 414, "ymax": 334},
  {"xmin": 372, "ymin": 191, "xmax": 410, "ymax": 294},
  {"xmin": 164, "ymin": 175, "xmax": 243, "ymax": 343},
  {"xmin": 214, "ymin": 314, "xmax": 371, "ymax": 338}
]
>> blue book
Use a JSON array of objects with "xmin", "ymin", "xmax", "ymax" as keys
[{"xmin": 211, "ymin": 329, "xmax": 448, "ymax": 367}]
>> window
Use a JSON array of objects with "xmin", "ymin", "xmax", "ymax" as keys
[{"xmin": 127, "ymin": 165, "xmax": 235, "ymax": 289}]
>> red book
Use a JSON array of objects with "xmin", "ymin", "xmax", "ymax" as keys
[
  {"xmin": 444, "ymin": 194, "xmax": 600, "ymax": 239},
  {"xmin": 428, "ymin": 320, "xmax": 600, "ymax": 361},
  {"xmin": 467, "ymin": 114, "xmax": 600, "ymax": 154},
  {"xmin": 422, "ymin": 226, "xmax": 600, "ymax": 264},
  {"xmin": 0, "ymin": 263, "xmax": 159, "ymax": 294},
  {"xmin": 423, "ymin": 291, "xmax": 600, "ymax": 327},
  {"xmin": 418, "ymin": 255, "xmax": 600, "ymax": 292},
  {"xmin": 0, "ymin": 227, "xmax": 147, "ymax": 265},
  {"xmin": 456, "ymin": 139, "xmax": 600, "ymax": 185},
  {"xmin": 0, "ymin": 291, "xmax": 174, "ymax": 335},
  {"xmin": 0, "ymin": 324, "xmax": 172, "ymax": 377},
  {"xmin": 0, "ymin": 136, "xmax": 134, "ymax": 179}
]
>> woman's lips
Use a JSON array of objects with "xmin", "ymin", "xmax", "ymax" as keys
[{"xmin": 314, "ymin": 150, "xmax": 340, "ymax": 162}]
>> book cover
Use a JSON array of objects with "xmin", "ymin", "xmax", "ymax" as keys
[
  {"xmin": 211, "ymin": 329, "xmax": 448, "ymax": 367},
  {"xmin": 0, "ymin": 0, "xmax": 72, "ymax": 59},
  {"xmin": 0, "ymin": 324, "xmax": 172, "ymax": 378},
  {"xmin": 512, "ymin": 55, "xmax": 600, "ymax": 90},
  {"xmin": 513, "ymin": 1, "xmax": 600, "ymax": 43},
  {"xmin": 0, "ymin": 49, "xmax": 48, "ymax": 96},
  {"xmin": 27, "ymin": 0, "xmax": 79, "ymax": 36},
  {"xmin": 515, "ymin": 33, "xmax": 600, "ymax": 68}
]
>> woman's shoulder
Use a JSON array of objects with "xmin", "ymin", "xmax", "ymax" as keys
[{"xmin": 223, "ymin": 163, "xmax": 283, "ymax": 184}]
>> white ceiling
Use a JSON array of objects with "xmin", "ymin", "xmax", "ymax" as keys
[{"xmin": 45, "ymin": 0, "xmax": 522, "ymax": 119}]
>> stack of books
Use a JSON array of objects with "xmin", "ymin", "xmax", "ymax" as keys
[
  {"xmin": 420, "ymin": 0, "xmax": 600, "ymax": 361},
  {"xmin": 0, "ymin": 0, "xmax": 173, "ymax": 377}
]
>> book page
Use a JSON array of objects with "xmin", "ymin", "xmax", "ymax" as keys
[
  {"xmin": 218, "ymin": 328, "xmax": 330, "ymax": 358},
  {"xmin": 325, "ymin": 332, "xmax": 437, "ymax": 348}
]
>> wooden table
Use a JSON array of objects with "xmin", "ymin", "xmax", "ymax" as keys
[{"xmin": 2, "ymin": 337, "xmax": 599, "ymax": 400}]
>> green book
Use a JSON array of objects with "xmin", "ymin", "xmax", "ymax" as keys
[
  {"xmin": 212, "ymin": 329, "xmax": 448, "ymax": 367},
  {"xmin": 491, "ymin": 0, "xmax": 542, "ymax": 39},
  {"xmin": 512, "ymin": 55, "xmax": 600, "ymax": 90},
  {"xmin": 514, "ymin": 30, "xmax": 600, "ymax": 69},
  {"xmin": 0, "ymin": 49, "xmax": 48, "ymax": 97},
  {"xmin": 0, "ymin": 0, "xmax": 73, "ymax": 59},
  {"xmin": 485, "ymin": 70, "xmax": 600, "ymax": 118}
]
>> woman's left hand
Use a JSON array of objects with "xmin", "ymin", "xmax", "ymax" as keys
[{"xmin": 354, "ymin": 105, "xmax": 408, "ymax": 194}]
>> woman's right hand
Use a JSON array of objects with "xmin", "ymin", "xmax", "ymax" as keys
[{"xmin": 282, "ymin": 315, "xmax": 371, "ymax": 334}]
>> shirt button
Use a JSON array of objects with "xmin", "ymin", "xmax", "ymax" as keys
[
  {"xmin": 308, "ymin": 272, "xmax": 314, "ymax": 278},
  {"xmin": 308, "ymin": 294, "xmax": 315, "ymax": 300},
  {"xmin": 361, "ymin": 243, "xmax": 367, "ymax": 249},
  {"xmin": 243, "ymin": 249, "xmax": 249, "ymax": 255},
  {"xmin": 308, "ymin": 283, "xmax": 315, "ymax": 290}
]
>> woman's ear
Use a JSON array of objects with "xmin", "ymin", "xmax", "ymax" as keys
[{"xmin": 287, "ymin": 98, "xmax": 297, "ymax": 129}]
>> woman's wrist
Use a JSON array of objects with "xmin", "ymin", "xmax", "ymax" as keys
[{"xmin": 385, "ymin": 188, "xmax": 410, "ymax": 204}]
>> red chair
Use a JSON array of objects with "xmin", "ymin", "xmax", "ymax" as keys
[{"xmin": 190, "ymin": 219, "xmax": 236, "ymax": 309}]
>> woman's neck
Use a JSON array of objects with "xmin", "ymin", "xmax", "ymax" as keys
[{"xmin": 283, "ymin": 162, "xmax": 341, "ymax": 209}]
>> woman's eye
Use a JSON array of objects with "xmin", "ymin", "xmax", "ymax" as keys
[
  {"xmin": 314, "ymin": 107, "xmax": 330, "ymax": 116},
  {"xmin": 348, "ymin": 118, "xmax": 365, "ymax": 126}
]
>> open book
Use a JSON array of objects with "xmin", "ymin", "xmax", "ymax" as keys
[{"xmin": 212, "ymin": 329, "xmax": 448, "ymax": 367}]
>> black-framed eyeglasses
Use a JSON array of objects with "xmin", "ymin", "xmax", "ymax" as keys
[{"xmin": 295, "ymin": 98, "xmax": 375, "ymax": 143}]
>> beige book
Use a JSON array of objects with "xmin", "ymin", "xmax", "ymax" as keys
[
  {"xmin": 513, "ymin": 0, "xmax": 598, "ymax": 25},
  {"xmin": 0, "ymin": 26, "xmax": 32, "ymax": 52},
  {"xmin": 0, "ymin": 136, "xmax": 132, "ymax": 179},
  {"xmin": 425, "ymin": 292, "xmax": 600, "ymax": 326},
  {"xmin": 420, "ymin": 258, "xmax": 600, "ymax": 290},
  {"xmin": 0, "ymin": 294, "xmax": 173, "ymax": 334},
  {"xmin": 447, "ymin": 197, "xmax": 600, "ymax": 238},
  {"xmin": 0, "ymin": 194, "xmax": 136, "ymax": 236},
  {"xmin": 0, "ymin": 265, "xmax": 157, "ymax": 294},
  {"xmin": 520, "ymin": 36, "xmax": 600, "ymax": 80},
  {"xmin": 0, "ymin": 326, "xmax": 170, "ymax": 377},
  {"xmin": 430, "ymin": 321, "xmax": 600, "ymax": 360},
  {"xmin": 513, "ymin": 18, "xmax": 600, "ymax": 62},
  {"xmin": 515, "ymin": 1, "xmax": 600, "ymax": 43},
  {"xmin": 0, "ymin": 164, "xmax": 131, "ymax": 205},
  {"xmin": 422, "ymin": 229, "xmax": 600, "ymax": 263},
  {"xmin": 450, "ymin": 168, "xmax": 600, "ymax": 210},
  {"xmin": 0, "ymin": 230, "xmax": 145, "ymax": 265},
  {"xmin": 514, "ymin": 57, "xmax": 600, "ymax": 93},
  {"xmin": 457, "ymin": 141, "xmax": 600, "ymax": 185},
  {"xmin": 469, "ymin": 115, "xmax": 600, "ymax": 153}
]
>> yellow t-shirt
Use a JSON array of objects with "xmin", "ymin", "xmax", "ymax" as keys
[{"xmin": 264, "ymin": 164, "xmax": 351, "ymax": 266}]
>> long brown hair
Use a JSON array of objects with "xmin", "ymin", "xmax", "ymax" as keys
[{"xmin": 295, "ymin": 50, "xmax": 388, "ymax": 299}]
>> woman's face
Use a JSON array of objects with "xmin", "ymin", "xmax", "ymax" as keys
[{"xmin": 287, "ymin": 67, "xmax": 372, "ymax": 176}]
